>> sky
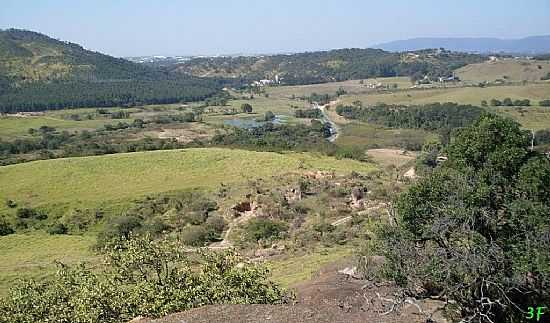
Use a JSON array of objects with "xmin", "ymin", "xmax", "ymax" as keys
[{"xmin": 1, "ymin": 0, "xmax": 549, "ymax": 57}]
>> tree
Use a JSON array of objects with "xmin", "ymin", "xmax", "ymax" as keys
[
  {"xmin": 490, "ymin": 98, "xmax": 502, "ymax": 106},
  {"xmin": 503, "ymin": 97, "xmax": 514, "ymax": 106},
  {"xmin": 240, "ymin": 103, "xmax": 253, "ymax": 113},
  {"xmin": 371, "ymin": 114, "xmax": 549, "ymax": 322}
]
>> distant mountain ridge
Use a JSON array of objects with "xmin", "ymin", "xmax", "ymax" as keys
[{"xmin": 374, "ymin": 36, "xmax": 550, "ymax": 54}]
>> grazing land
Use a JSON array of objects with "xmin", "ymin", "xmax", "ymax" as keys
[
  {"xmin": 0, "ymin": 234, "xmax": 97, "ymax": 297},
  {"xmin": 455, "ymin": 59, "xmax": 550, "ymax": 83},
  {"xmin": 0, "ymin": 148, "xmax": 376, "ymax": 214}
]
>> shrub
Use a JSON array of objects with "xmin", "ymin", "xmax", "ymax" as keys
[
  {"xmin": 5, "ymin": 200, "xmax": 17, "ymax": 208},
  {"xmin": 47, "ymin": 223, "xmax": 68, "ymax": 235},
  {"xmin": 264, "ymin": 111, "xmax": 275, "ymax": 121},
  {"xmin": 0, "ymin": 218, "xmax": 14, "ymax": 236},
  {"xmin": 16, "ymin": 207, "xmax": 47, "ymax": 220},
  {"xmin": 240, "ymin": 103, "xmax": 253, "ymax": 113},
  {"xmin": 0, "ymin": 236, "xmax": 288, "ymax": 322},
  {"xmin": 180, "ymin": 225, "xmax": 215, "ymax": 247},
  {"xmin": 244, "ymin": 219, "xmax": 288, "ymax": 241},
  {"xmin": 540, "ymin": 100, "xmax": 550, "ymax": 107}
]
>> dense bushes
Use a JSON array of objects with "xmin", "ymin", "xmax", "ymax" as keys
[
  {"xmin": 489, "ymin": 98, "xmax": 531, "ymax": 106},
  {"xmin": 336, "ymin": 102, "xmax": 484, "ymax": 131},
  {"xmin": 0, "ymin": 236, "xmax": 287, "ymax": 322},
  {"xmin": 540, "ymin": 100, "xmax": 550, "ymax": 107},
  {"xmin": 243, "ymin": 219, "xmax": 288, "ymax": 241},
  {"xmin": 294, "ymin": 108, "xmax": 322, "ymax": 119},
  {"xmin": 212, "ymin": 122, "xmax": 334, "ymax": 154},
  {"xmin": 370, "ymin": 115, "xmax": 550, "ymax": 322},
  {"xmin": 535, "ymin": 129, "xmax": 550, "ymax": 145}
]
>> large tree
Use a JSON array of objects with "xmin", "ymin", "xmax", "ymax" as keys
[{"xmin": 374, "ymin": 114, "xmax": 550, "ymax": 322}]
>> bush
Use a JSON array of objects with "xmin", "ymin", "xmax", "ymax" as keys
[
  {"xmin": 244, "ymin": 219, "xmax": 288, "ymax": 241},
  {"xmin": 0, "ymin": 236, "xmax": 288, "ymax": 322},
  {"xmin": 540, "ymin": 100, "xmax": 550, "ymax": 107},
  {"xmin": 0, "ymin": 218, "xmax": 14, "ymax": 236},
  {"xmin": 240, "ymin": 103, "xmax": 253, "ymax": 113},
  {"xmin": 16, "ymin": 207, "xmax": 47, "ymax": 220},
  {"xmin": 5, "ymin": 200, "xmax": 17, "ymax": 208},
  {"xmin": 47, "ymin": 223, "xmax": 68, "ymax": 235},
  {"xmin": 96, "ymin": 215, "xmax": 142, "ymax": 248},
  {"xmin": 264, "ymin": 111, "xmax": 275, "ymax": 121},
  {"xmin": 372, "ymin": 115, "xmax": 549, "ymax": 322},
  {"xmin": 180, "ymin": 225, "xmax": 220, "ymax": 247},
  {"xmin": 490, "ymin": 98, "xmax": 502, "ymax": 106}
]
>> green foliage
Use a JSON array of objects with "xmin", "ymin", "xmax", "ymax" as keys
[
  {"xmin": 176, "ymin": 48, "xmax": 484, "ymax": 85},
  {"xmin": 0, "ymin": 29, "xmax": 222, "ymax": 113},
  {"xmin": 375, "ymin": 114, "xmax": 550, "ymax": 322},
  {"xmin": 0, "ymin": 217, "xmax": 14, "ymax": 236},
  {"xmin": 336, "ymin": 102, "xmax": 483, "ymax": 131},
  {"xmin": 534, "ymin": 129, "xmax": 550, "ymax": 145},
  {"xmin": 240, "ymin": 103, "xmax": 253, "ymax": 113},
  {"xmin": 0, "ymin": 235, "xmax": 287, "ymax": 322},
  {"xmin": 264, "ymin": 110, "xmax": 275, "ymax": 121},
  {"xmin": 243, "ymin": 219, "xmax": 288, "ymax": 241},
  {"xmin": 540, "ymin": 99, "xmax": 550, "ymax": 107},
  {"xmin": 47, "ymin": 223, "xmax": 68, "ymax": 235},
  {"xmin": 294, "ymin": 108, "xmax": 322, "ymax": 119}
]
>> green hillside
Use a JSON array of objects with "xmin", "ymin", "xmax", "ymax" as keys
[
  {"xmin": 172, "ymin": 48, "xmax": 485, "ymax": 84},
  {"xmin": 0, "ymin": 29, "xmax": 221, "ymax": 112},
  {"xmin": 0, "ymin": 148, "xmax": 375, "ymax": 214}
]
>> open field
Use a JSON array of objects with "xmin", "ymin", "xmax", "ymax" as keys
[
  {"xmin": 0, "ymin": 233, "xmax": 97, "ymax": 297},
  {"xmin": 202, "ymin": 96, "xmax": 305, "ymax": 126},
  {"xmin": 0, "ymin": 114, "xmax": 133, "ymax": 139},
  {"xmin": 338, "ymin": 83, "xmax": 550, "ymax": 107},
  {"xmin": 0, "ymin": 148, "xmax": 376, "ymax": 214},
  {"xmin": 488, "ymin": 106, "xmax": 550, "ymax": 130},
  {"xmin": 456, "ymin": 59, "xmax": 550, "ymax": 83},
  {"xmin": 267, "ymin": 77, "xmax": 411, "ymax": 99}
]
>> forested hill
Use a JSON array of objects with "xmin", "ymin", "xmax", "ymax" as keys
[
  {"xmin": 171, "ymin": 48, "xmax": 486, "ymax": 85},
  {"xmin": 0, "ymin": 29, "xmax": 222, "ymax": 113}
]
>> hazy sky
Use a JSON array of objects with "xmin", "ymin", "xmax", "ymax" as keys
[{"xmin": 1, "ymin": 0, "xmax": 549, "ymax": 57}]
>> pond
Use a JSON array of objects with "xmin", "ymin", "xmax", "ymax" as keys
[{"xmin": 223, "ymin": 115, "xmax": 288, "ymax": 129}]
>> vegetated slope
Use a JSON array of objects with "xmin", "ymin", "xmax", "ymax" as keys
[
  {"xmin": 172, "ymin": 48, "xmax": 485, "ymax": 85},
  {"xmin": 374, "ymin": 35, "xmax": 550, "ymax": 54},
  {"xmin": 455, "ymin": 59, "xmax": 550, "ymax": 82},
  {"xmin": 0, "ymin": 29, "xmax": 221, "ymax": 112},
  {"xmin": 0, "ymin": 148, "xmax": 375, "ymax": 213}
]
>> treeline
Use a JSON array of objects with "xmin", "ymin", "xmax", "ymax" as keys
[
  {"xmin": 483, "ymin": 98, "xmax": 531, "ymax": 107},
  {"xmin": 0, "ymin": 78, "xmax": 221, "ymax": 113},
  {"xmin": 336, "ymin": 102, "xmax": 484, "ymax": 131}
]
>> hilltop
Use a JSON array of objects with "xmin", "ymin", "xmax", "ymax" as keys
[
  {"xmin": 374, "ymin": 35, "xmax": 550, "ymax": 54},
  {"xmin": 0, "ymin": 29, "xmax": 221, "ymax": 112}
]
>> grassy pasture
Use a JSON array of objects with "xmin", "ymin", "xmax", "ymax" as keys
[
  {"xmin": 0, "ymin": 148, "xmax": 376, "ymax": 215},
  {"xmin": 338, "ymin": 83, "xmax": 550, "ymax": 107},
  {"xmin": 0, "ymin": 106, "xmax": 136, "ymax": 139},
  {"xmin": 266, "ymin": 77, "xmax": 411, "ymax": 99},
  {"xmin": 0, "ymin": 234, "xmax": 97, "ymax": 297},
  {"xmin": 456, "ymin": 59, "xmax": 550, "ymax": 83}
]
